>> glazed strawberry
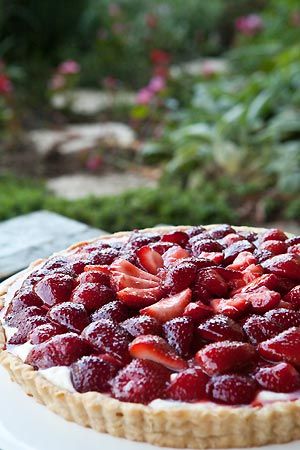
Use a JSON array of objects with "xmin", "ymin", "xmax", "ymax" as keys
[
  {"xmin": 223, "ymin": 240, "xmax": 255, "ymax": 265},
  {"xmin": 261, "ymin": 254, "xmax": 300, "ymax": 281},
  {"xmin": 242, "ymin": 315, "xmax": 282, "ymax": 345},
  {"xmin": 29, "ymin": 323, "xmax": 66, "ymax": 344},
  {"xmin": 193, "ymin": 268, "xmax": 228, "ymax": 301},
  {"xmin": 258, "ymin": 327, "xmax": 300, "ymax": 365},
  {"xmin": 34, "ymin": 274, "xmax": 75, "ymax": 306},
  {"xmin": 242, "ymin": 264, "xmax": 264, "ymax": 284},
  {"xmin": 26, "ymin": 333, "xmax": 91, "ymax": 369},
  {"xmin": 207, "ymin": 375, "xmax": 258, "ymax": 405},
  {"xmin": 191, "ymin": 238, "xmax": 223, "ymax": 255},
  {"xmin": 163, "ymin": 317, "xmax": 194, "ymax": 358},
  {"xmin": 163, "ymin": 260, "xmax": 197, "ymax": 294},
  {"xmin": 77, "ymin": 271, "xmax": 110, "ymax": 285},
  {"xmin": 129, "ymin": 335, "xmax": 187, "ymax": 371},
  {"xmin": 121, "ymin": 316, "xmax": 162, "ymax": 337},
  {"xmin": 195, "ymin": 341, "xmax": 256, "ymax": 376},
  {"xmin": 11, "ymin": 287, "xmax": 43, "ymax": 312},
  {"xmin": 162, "ymin": 246, "xmax": 190, "ymax": 266},
  {"xmin": 112, "ymin": 273, "xmax": 158, "ymax": 290},
  {"xmin": 70, "ymin": 355, "xmax": 118, "ymax": 393},
  {"xmin": 5, "ymin": 305, "xmax": 46, "ymax": 327},
  {"xmin": 8, "ymin": 315, "xmax": 49, "ymax": 345},
  {"xmin": 227, "ymin": 251, "xmax": 257, "ymax": 271},
  {"xmin": 48, "ymin": 302, "xmax": 89, "ymax": 333},
  {"xmin": 287, "ymin": 236, "xmax": 300, "ymax": 246},
  {"xmin": 86, "ymin": 248, "xmax": 119, "ymax": 265},
  {"xmin": 288, "ymin": 244, "xmax": 300, "ymax": 255},
  {"xmin": 111, "ymin": 359, "xmax": 170, "ymax": 404},
  {"xmin": 117, "ymin": 287, "xmax": 161, "ymax": 308},
  {"xmin": 183, "ymin": 301, "xmax": 213, "ymax": 322},
  {"xmin": 208, "ymin": 224, "xmax": 235, "ymax": 239},
  {"xmin": 110, "ymin": 259, "xmax": 160, "ymax": 282},
  {"xmin": 166, "ymin": 367, "xmax": 209, "ymax": 401},
  {"xmin": 137, "ymin": 246, "xmax": 163, "ymax": 275},
  {"xmin": 264, "ymin": 308, "xmax": 300, "ymax": 330},
  {"xmin": 284, "ymin": 286, "xmax": 300, "ymax": 309},
  {"xmin": 211, "ymin": 297, "xmax": 249, "ymax": 319},
  {"xmin": 71, "ymin": 283, "xmax": 114, "ymax": 311},
  {"xmin": 186, "ymin": 225, "xmax": 206, "ymax": 238},
  {"xmin": 220, "ymin": 233, "xmax": 243, "ymax": 248},
  {"xmin": 239, "ymin": 274, "xmax": 280, "ymax": 293},
  {"xmin": 141, "ymin": 288, "xmax": 192, "ymax": 322},
  {"xmin": 214, "ymin": 267, "xmax": 245, "ymax": 291},
  {"xmin": 260, "ymin": 240, "xmax": 287, "ymax": 255},
  {"xmin": 238, "ymin": 230, "xmax": 257, "ymax": 242},
  {"xmin": 234, "ymin": 289, "xmax": 281, "ymax": 314},
  {"xmin": 198, "ymin": 315, "xmax": 245, "ymax": 342},
  {"xmin": 127, "ymin": 231, "xmax": 160, "ymax": 250},
  {"xmin": 161, "ymin": 230, "xmax": 189, "ymax": 247},
  {"xmin": 38, "ymin": 257, "xmax": 76, "ymax": 277},
  {"xmin": 255, "ymin": 362, "xmax": 300, "ymax": 393},
  {"xmin": 253, "ymin": 249, "xmax": 274, "ymax": 264},
  {"xmin": 91, "ymin": 301, "xmax": 130, "ymax": 323},
  {"xmin": 84, "ymin": 264, "xmax": 110, "ymax": 275},
  {"xmin": 149, "ymin": 241, "xmax": 174, "ymax": 255},
  {"xmin": 198, "ymin": 252, "xmax": 224, "ymax": 264},
  {"xmin": 82, "ymin": 319, "xmax": 131, "ymax": 362},
  {"xmin": 260, "ymin": 228, "xmax": 287, "ymax": 242}
]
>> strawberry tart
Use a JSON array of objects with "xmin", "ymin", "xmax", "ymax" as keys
[{"xmin": 0, "ymin": 224, "xmax": 300, "ymax": 448}]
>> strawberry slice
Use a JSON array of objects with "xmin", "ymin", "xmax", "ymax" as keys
[
  {"xmin": 137, "ymin": 246, "xmax": 164, "ymax": 275},
  {"xmin": 111, "ymin": 259, "xmax": 159, "ymax": 282},
  {"xmin": 238, "ymin": 274, "xmax": 280, "ymax": 294},
  {"xmin": 258, "ymin": 327, "xmax": 300, "ymax": 365},
  {"xmin": 84, "ymin": 265, "xmax": 110, "ymax": 275},
  {"xmin": 227, "ymin": 251, "xmax": 257, "ymax": 271},
  {"xmin": 117, "ymin": 287, "xmax": 161, "ymax": 308},
  {"xmin": 198, "ymin": 252, "xmax": 224, "ymax": 264},
  {"xmin": 183, "ymin": 301, "xmax": 213, "ymax": 322},
  {"xmin": 141, "ymin": 288, "xmax": 192, "ymax": 322},
  {"xmin": 242, "ymin": 264, "xmax": 264, "ymax": 284},
  {"xmin": 233, "ymin": 289, "xmax": 280, "ymax": 314},
  {"xmin": 162, "ymin": 246, "xmax": 190, "ymax": 266},
  {"xmin": 211, "ymin": 296, "xmax": 250, "ymax": 319},
  {"xmin": 112, "ymin": 273, "xmax": 158, "ymax": 290},
  {"xmin": 129, "ymin": 335, "xmax": 187, "ymax": 371}
]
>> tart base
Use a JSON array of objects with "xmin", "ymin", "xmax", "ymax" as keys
[{"xmin": 1, "ymin": 225, "xmax": 299, "ymax": 449}]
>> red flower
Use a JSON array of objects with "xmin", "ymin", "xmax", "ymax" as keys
[
  {"xmin": 57, "ymin": 60, "xmax": 80, "ymax": 75},
  {"xmin": 150, "ymin": 49, "xmax": 171, "ymax": 66},
  {"xmin": 0, "ymin": 73, "xmax": 13, "ymax": 95},
  {"xmin": 235, "ymin": 14, "xmax": 263, "ymax": 36}
]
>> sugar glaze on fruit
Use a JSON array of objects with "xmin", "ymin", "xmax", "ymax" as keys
[{"xmin": 1, "ymin": 225, "xmax": 300, "ymax": 407}]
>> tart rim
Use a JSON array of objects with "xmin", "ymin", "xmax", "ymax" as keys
[{"xmin": 1, "ymin": 224, "xmax": 300, "ymax": 449}]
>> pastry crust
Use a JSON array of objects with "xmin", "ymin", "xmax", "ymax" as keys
[{"xmin": 1, "ymin": 224, "xmax": 299, "ymax": 449}]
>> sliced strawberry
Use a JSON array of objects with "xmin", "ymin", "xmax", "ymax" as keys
[
  {"xmin": 141, "ymin": 288, "xmax": 192, "ymax": 322},
  {"xmin": 284, "ymin": 286, "xmax": 300, "ymax": 309},
  {"xmin": 195, "ymin": 341, "xmax": 256, "ymax": 376},
  {"xmin": 227, "ymin": 251, "xmax": 257, "ymax": 271},
  {"xmin": 117, "ymin": 286, "xmax": 161, "ymax": 308},
  {"xmin": 198, "ymin": 252, "xmax": 224, "ymax": 264},
  {"xmin": 255, "ymin": 362, "xmax": 300, "ymax": 393},
  {"xmin": 260, "ymin": 228, "xmax": 287, "ymax": 242},
  {"xmin": 84, "ymin": 264, "xmax": 110, "ymax": 275},
  {"xmin": 162, "ymin": 246, "xmax": 190, "ymax": 266},
  {"xmin": 163, "ymin": 260, "xmax": 197, "ymax": 294},
  {"xmin": 264, "ymin": 308, "xmax": 300, "ymax": 330},
  {"xmin": 242, "ymin": 264, "xmax": 264, "ymax": 284},
  {"xmin": 166, "ymin": 367, "xmax": 209, "ymax": 401},
  {"xmin": 207, "ymin": 374, "xmax": 257, "ymax": 405},
  {"xmin": 220, "ymin": 233, "xmax": 243, "ymax": 247},
  {"xmin": 211, "ymin": 296, "xmax": 250, "ymax": 319},
  {"xmin": 261, "ymin": 254, "xmax": 300, "ymax": 281},
  {"xmin": 110, "ymin": 259, "xmax": 159, "ymax": 282},
  {"xmin": 129, "ymin": 334, "xmax": 187, "ymax": 371},
  {"xmin": 242, "ymin": 315, "xmax": 281, "ymax": 345},
  {"xmin": 239, "ymin": 274, "xmax": 280, "ymax": 294},
  {"xmin": 194, "ymin": 268, "xmax": 228, "ymax": 300},
  {"xmin": 137, "ymin": 246, "xmax": 163, "ymax": 275},
  {"xmin": 112, "ymin": 273, "xmax": 158, "ymax": 290},
  {"xmin": 260, "ymin": 240, "xmax": 288, "ymax": 255},
  {"xmin": 183, "ymin": 301, "xmax": 213, "ymax": 322},
  {"xmin": 223, "ymin": 240, "xmax": 255, "ymax": 265},
  {"xmin": 161, "ymin": 230, "xmax": 189, "ymax": 247},
  {"xmin": 163, "ymin": 317, "xmax": 194, "ymax": 358},
  {"xmin": 233, "ymin": 289, "xmax": 280, "ymax": 314},
  {"xmin": 121, "ymin": 315, "xmax": 162, "ymax": 337},
  {"xmin": 208, "ymin": 224, "xmax": 235, "ymax": 239},
  {"xmin": 258, "ymin": 327, "xmax": 300, "ymax": 365},
  {"xmin": 198, "ymin": 314, "xmax": 245, "ymax": 342},
  {"xmin": 288, "ymin": 244, "xmax": 300, "ymax": 255}
]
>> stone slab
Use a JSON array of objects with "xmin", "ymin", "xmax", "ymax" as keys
[{"xmin": 0, "ymin": 211, "xmax": 106, "ymax": 279}]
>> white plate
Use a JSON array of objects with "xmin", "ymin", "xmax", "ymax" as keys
[{"xmin": 0, "ymin": 365, "xmax": 298, "ymax": 450}]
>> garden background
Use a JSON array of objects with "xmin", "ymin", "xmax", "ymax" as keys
[{"xmin": 0, "ymin": 0, "xmax": 299, "ymax": 232}]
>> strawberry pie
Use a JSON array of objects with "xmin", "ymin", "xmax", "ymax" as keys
[{"xmin": 0, "ymin": 224, "xmax": 300, "ymax": 448}]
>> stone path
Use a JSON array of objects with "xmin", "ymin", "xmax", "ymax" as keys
[{"xmin": 47, "ymin": 172, "xmax": 157, "ymax": 199}]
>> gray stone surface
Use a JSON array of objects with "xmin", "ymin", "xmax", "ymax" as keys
[
  {"xmin": 47, "ymin": 172, "xmax": 158, "ymax": 199},
  {"xmin": 0, "ymin": 211, "xmax": 106, "ymax": 279}
]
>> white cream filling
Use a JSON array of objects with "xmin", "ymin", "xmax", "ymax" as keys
[{"xmin": 39, "ymin": 366, "xmax": 75, "ymax": 392}]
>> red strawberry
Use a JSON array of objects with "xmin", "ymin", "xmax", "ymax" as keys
[
  {"xmin": 34, "ymin": 274, "xmax": 75, "ymax": 306},
  {"xmin": 208, "ymin": 225, "xmax": 235, "ymax": 239},
  {"xmin": 198, "ymin": 315, "xmax": 245, "ymax": 342},
  {"xmin": 288, "ymin": 244, "xmax": 300, "ymax": 255},
  {"xmin": 258, "ymin": 327, "xmax": 300, "ymax": 365},
  {"xmin": 163, "ymin": 317, "xmax": 194, "ymax": 357},
  {"xmin": 137, "ymin": 246, "xmax": 163, "ymax": 275},
  {"xmin": 198, "ymin": 252, "xmax": 224, "ymax": 264},
  {"xmin": 261, "ymin": 254, "xmax": 300, "ymax": 281},
  {"xmin": 117, "ymin": 286, "xmax": 161, "ymax": 308},
  {"xmin": 239, "ymin": 274, "xmax": 280, "ymax": 294},
  {"xmin": 195, "ymin": 341, "xmax": 256, "ymax": 375},
  {"xmin": 255, "ymin": 362, "xmax": 300, "ymax": 393},
  {"xmin": 242, "ymin": 315, "xmax": 282, "ymax": 345},
  {"xmin": 110, "ymin": 259, "xmax": 159, "ymax": 282},
  {"xmin": 141, "ymin": 288, "xmax": 192, "ymax": 322},
  {"xmin": 264, "ymin": 308, "xmax": 300, "ymax": 330},
  {"xmin": 227, "ymin": 251, "xmax": 257, "ymax": 271},
  {"xmin": 111, "ymin": 359, "xmax": 170, "ymax": 404},
  {"xmin": 10, "ymin": 287, "xmax": 43, "ymax": 312},
  {"xmin": 223, "ymin": 240, "xmax": 255, "ymax": 265},
  {"xmin": 161, "ymin": 230, "xmax": 189, "ymax": 247},
  {"xmin": 8, "ymin": 315, "xmax": 49, "ymax": 345},
  {"xmin": 85, "ymin": 248, "xmax": 119, "ymax": 265},
  {"xmin": 260, "ymin": 228, "xmax": 287, "ymax": 242},
  {"xmin": 194, "ymin": 268, "xmax": 228, "ymax": 300},
  {"xmin": 70, "ymin": 355, "xmax": 118, "ymax": 393},
  {"xmin": 186, "ymin": 226, "xmax": 206, "ymax": 238},
  {"xmin": 211, "ymin": 296, "xmax": 250, "ymax": 319},
  {"xmin": 129, "ymin": 335, "xmax": 187, "ymax": 371},
  {"xmin": 71, "ymin": 283, "xmax": 114, "ymax": 311},
  {"xmin": 183, "ymin": 301, "xmax": 213, "ymax": 322},
  {"xmin": 234, "ymin": 289, "xmax": 280, "ymax": 314},
  {"xmin": 242, "ymin": 264, "xmax": 264, "ymax": 284},
  {"xmin": 220, "ymin": 233, "xmax": 243, "ymax": 248},
  {"xmin": 260, "ymin": 240, "xmax": 287, "ymax": 255},
  {"xmin": 207, "ymin": 374, "xmax": 257, "ymax": 405},
  {"xmin": 26, "ymin": 333, "xmax": 91, "ymax": 369},
  {"xmin": 29, "ymin": 323, "xmax": 66, "ymax": 344},
  {"xmin": 287, "ymin": 236, "xmax": 300, "ymax": 246},
  {"xmin": 48, "ymin": 302, "xmax": 89, "ymax": 333},
  {"xmin": 5, "ymin": 306, "xmax": 46, "ymax": 327},
  {"xmin": 284, "ymin": 286, "xmax": 300, "ymax": 309},
  {"xmin": 149, "ymin": 241, "xmax": 174, "ymax": 255},
  {"xmin": 77, "ymin": 271, "xmax": 110, "ymax": 285},
  {"xmin": 162, "ymin": 246, "xmax": 190, "ymax": 266},
  {"xmin": 121, "ymin": 316, "xmax": 162, "ymax": 337},
  {"xmin": 82, "ymin": 319, "xmax": 131, "ymax": 363},
  {"xmin": 166, "ymin": 367, "xmax": 209, "ymax": 401},
  {"xmin": 112, "ymin": 273, "xmax": 158, "ymax": 290},
  {"xmin": 163, "ymin": 260, "xmax": 197, "ymax": 294},
  {"xmin": 91, "ymin": 301, "xmax": 130, "ymax": 323}
]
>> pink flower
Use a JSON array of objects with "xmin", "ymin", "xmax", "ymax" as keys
[
  {"xmin": 0, "ymin": 73, "xmax": 13, "ymax": 95},
  {"xmin": 148, "ymin": 76, "xmax": 166, "ymax": 93},
  {"xmin": 86, "ymin": 154, "xmax": 103, "ymax": 171},
  {"xmin": 235, "ymin": 14, "xmax": 263, "ymax": 36},
  {"xmin": 136, "ymin": 87, "xmax": 153, "ymax": 105},
  {"xmin": 49, "ymin": 74, "xmax": 66, "ymax": 90},
  {"xmin": 202, "ymin": 61, "xmax": 217, "ymax": 78},
  {"xmin": 57, "ymin": 60, "xmax": 80, "ymax": 75}
]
